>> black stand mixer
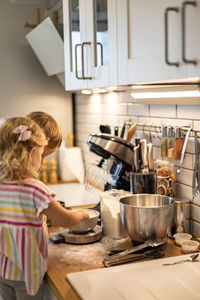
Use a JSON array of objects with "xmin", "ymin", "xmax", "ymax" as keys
[
  {"xmin": 87, "ymin": 133, "xmax": 156, "ymax": 194},
  {"xmin": 87, "ymin": 133, "xmax": 135, "ymax": 192}
]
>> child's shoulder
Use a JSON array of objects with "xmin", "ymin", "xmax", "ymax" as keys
[{"xmin": 23, "ymin": 178, "xmax": 52, "ymax": 193}]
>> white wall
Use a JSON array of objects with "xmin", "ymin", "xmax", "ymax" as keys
[{"xmin": 0, "ymin": 0, "xmax": 72, "ymax": 147}]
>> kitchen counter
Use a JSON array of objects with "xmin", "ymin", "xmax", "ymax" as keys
[
  {"xmin": 47, "ymin": 183, "xmax": 100, "ymax": 208},
  {"xmin": 47, "ymin": 227, "xmax": 184, "ymax": 300}
]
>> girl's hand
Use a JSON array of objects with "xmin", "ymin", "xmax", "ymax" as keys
[{"xmin": 76, "ymin": 209, "xmax": 90, "ymax": 220}]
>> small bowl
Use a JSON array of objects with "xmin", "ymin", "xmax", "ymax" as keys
[
  {"xmin": 181, "ymin": 240, "xmax": 199, "ymax": 254},
  {"xmin": 173, "ymin": 233, "xmax": 192, "ymax": 246},
  {"xmin": 69, "ymin": 209, "xmax": 99, "ymax": 233}
]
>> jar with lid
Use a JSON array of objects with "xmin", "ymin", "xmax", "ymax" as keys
[
  {"xmin": 161, "ymin": 126, "xmax": 168, "ymax": 158},
  {"xmin": 167, "ymin": 127, "xmax": 175, "ymax": 159},
  {"xmin": 100, "ymin": 189, "xmax": 132, "ymax": 239},
  {"xmin": 174, "ymin": 127, "xmax": 184, "ymax": 160}
]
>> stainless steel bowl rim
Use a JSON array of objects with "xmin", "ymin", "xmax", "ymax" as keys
[{"xmin": 119, "ymin": 194, "xmax": 174, "ymax": 208}]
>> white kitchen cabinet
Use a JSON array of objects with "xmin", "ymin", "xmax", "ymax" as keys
[
  {"xmin": 63, "ymin": 0, "xmax": 118, "ymax": 91},
  {"xmin": 117, "ymin": 0, "xmax": 200, "ymax": 85},
  {"xmin": 26, "ymin": 17, "xmax": 64, "ymax": 76}
]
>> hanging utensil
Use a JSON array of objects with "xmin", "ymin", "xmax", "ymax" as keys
[
  {"xmin": 134, "ymin": 144, "xmax": 140, "ymax": 172},
  {"xmin": 141, "ymin": 139, "xmax": 148, "ymax": 173},
  {"xmin": 177, "ymin": 128, "xmax": 191, "ymax": 173},
  {"xmin": 114, "ymin": 126, "xmax": 119, "ymax": 137},
  {"xmin": 127, "ymin": 123, "xmax": 137, "ymax": 143},
  {"xmin": 147, "ymin": 143, "xmax": 154, "ymax": 171},
  {"xmin": 99, "ymin": 124, "xmax": 111, "ymax": 134},
  {"xmin": 120, "ymin": 124, "xmax": 126, "ymax": 138}
]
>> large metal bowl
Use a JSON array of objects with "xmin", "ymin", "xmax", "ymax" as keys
[{"xmin": 120, "ymin": 194, "xmax": 174, "ymax": 242}]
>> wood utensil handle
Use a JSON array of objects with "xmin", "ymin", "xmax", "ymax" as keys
[
  {"xmin": 68, "ymin": 133, "xmax": 74, "ymax": 148},
  {"xmin": 127, "ymin": 124, "xmax": 137, "ymax": 142}
]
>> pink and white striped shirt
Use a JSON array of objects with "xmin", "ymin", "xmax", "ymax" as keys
[{"xmin": 0, "ymin": 178, "xmax": 55, "ymax": 295}]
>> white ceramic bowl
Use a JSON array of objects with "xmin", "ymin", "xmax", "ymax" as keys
[
  {"xmin": 181, "ymin": 240, "xmax": 199, "ymax": 254},
  {"xmin": 173, "ymin": 233, "xmax": 192, "ymax": 246},
  {"xmin": 70, "ymin": 209, "xmax": 99, "ymax": 233}
]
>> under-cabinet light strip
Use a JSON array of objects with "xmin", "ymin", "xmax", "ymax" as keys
[{"xmin": 131, "ymin": 91, "xmax": 200, "ymax": 99}]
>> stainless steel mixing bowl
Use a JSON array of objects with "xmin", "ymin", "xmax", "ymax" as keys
[{"xmin": 120, "ymin": 194, "xmax": 174, "ymax": 242}]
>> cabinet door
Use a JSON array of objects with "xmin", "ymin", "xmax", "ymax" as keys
[
  {"xmin": 182, "ymin": 0, "xmax": 200, "ymax": 77},
  {"xmin": 166, "ymin": 0, "xmax": 188, "ymax": 80},
  {"xmin": 117, "ymin": 0, "xmax": 191, "ymax": 85},
  {"xmin": 64, "ymin": 0, "xmax": 117, "ymax": 91},
  {"xmin": 63, "ymin": 0, "xmax": 87, "ymax": 90},
  {"xmin": 117, "ymin": 0, "xmax": 171, "ymax": 85},
  {"xmin": 86, "ymin": 0, "xmax": 118, "ymax": 89}
]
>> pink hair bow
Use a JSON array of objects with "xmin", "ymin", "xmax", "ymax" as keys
[{"xmin": 13, "ymin": 125, "xmax": 31, "ymax": 141}]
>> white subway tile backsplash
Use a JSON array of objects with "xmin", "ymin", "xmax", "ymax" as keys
[
  {"xmin": 193, "ymin": 121, "xmax": 200, "ymax": 131},
  {"xmin": 174, "ymin": 153, "xmax": 193, "ymax": 170},
  {"xmin": 76, "ymin": 123, "xmax": 99, "ymax": 134},
  {"xmin": 192, "ymin": 192, "xmax": 200, "ymax": 206},
  {"xmin": 175, "ymin": 182, "xmax": 193, "ymax": 200},
  {"xmin": 191, "ymin": 220, "xmax": 200, "ymax": 237},
  {"xmin": 137, "ymin": 117, "xmax": 163, "ymax": 127},
  {"xmin": 77, "ymin": 113, "xmax": 104, "ymax": 125},
  {"xmin": 191, "ymin": 204, "xmax": 200, "ymax": 223},
  {"xmin": 161, "ymin": 118, "xmax": 192, "ymax": 128},
  {"xmin": 128, "ymin": 103, "xmax": 149, "ymax": 116},
  {"xmin": 74, "ymin": 91, "xmax": 200, "ymax": 237},
  {"xmin": 177, "ymin": 105, "xmax": 200, "ymax": 119},
  {"xmin": 150, "ymin": 105, "xmax": 176, "ymax": 118},
  {"xmin": 176, "ymin": 168, "xmax": 193, "ymax": 186}
]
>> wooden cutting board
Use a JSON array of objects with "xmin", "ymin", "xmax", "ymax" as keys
[{"xmin": 66, "ymin": 254, "xmax": 200, "ymax": 300}]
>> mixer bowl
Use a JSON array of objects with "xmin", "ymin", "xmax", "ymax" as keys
[
  {"xmin": 69, "ymin": 209, "xmax": 99, "ymax": 233},
  {"xmin": 120, "ymin": 194, "xmax": 174, "ymax": 242}
]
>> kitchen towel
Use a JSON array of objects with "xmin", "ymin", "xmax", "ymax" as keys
[{"xmin": 58, "ymin": 144, "xmax": 84, "ymax": 183}]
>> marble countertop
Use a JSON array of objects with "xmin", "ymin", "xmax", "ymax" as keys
[{"xmin": 47, "ymin": 183, "xmax": 100, "ymax": 208}]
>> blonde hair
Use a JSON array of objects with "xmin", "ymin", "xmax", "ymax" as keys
[
  {"xmin": 0, "ymin": 117, "xmax": 48, "ymax": 181},
  {"xmin": 27, "ymin": 111, "xmax": 62, "ymax": 149}
]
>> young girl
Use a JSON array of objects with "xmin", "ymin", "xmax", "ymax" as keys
[
  {"xmin": 0, "ymin": 117, "xmax": 89, "ymax": 300},
  {"xmin": 26, "ymin": 111, "xmax": 62, "ymax": 159}
]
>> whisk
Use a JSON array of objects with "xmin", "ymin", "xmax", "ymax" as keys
[{"xmin": 84, "ymin": 158, "xmax": 111, "ymax": 192}]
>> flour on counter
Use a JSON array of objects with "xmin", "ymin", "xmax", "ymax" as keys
[{"xmin": 48, "ymin": 234, "xmax": 131, "ymax": 266}]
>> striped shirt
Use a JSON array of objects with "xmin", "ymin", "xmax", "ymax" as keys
[{"xmin": 0, "ymin": 178, "xmax": 55, "ymax": 295}]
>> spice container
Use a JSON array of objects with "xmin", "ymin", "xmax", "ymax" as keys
[
  {"xmin": 173, "ymin": 233, "xmax": 192, "ymax": 246},
  {"xmin": 170, "ymin": 198, "xmax": 190, "ymax": 235},
  {"xmin": 181, "ymin": 240, "xmax": 199, "ymax": 253},
  {"xmin": 167, "ymin": 127, "xmax": 175, "ymax": 159},
  {"xmin": 174, "ymin": 127, "xmax": 184, "ymax": 160},
  {"xmin": 161, "ymin": 126, "xmax": 168, "ymax": 157}
]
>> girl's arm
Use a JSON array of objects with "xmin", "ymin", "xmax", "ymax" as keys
[{"xmin": 43, "ymin": 199, "xmax": 89, "ymax": 227}]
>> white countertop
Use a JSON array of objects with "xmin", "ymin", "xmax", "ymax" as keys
[
  {"xmin": 47, "ymin": 183, "xmax": 100, "ymax": 207},
  {"xmin": 67, "ymin": 254, "xmax": 200, "ymax": 300}
]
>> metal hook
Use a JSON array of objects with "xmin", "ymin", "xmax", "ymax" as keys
[
  {"xmin": 143, "ymin": 124, "xmax": 145, "ymax": 139},
  {"xmin": 149, "ymin": 125, "xmax": 152, "ymax": 143}
]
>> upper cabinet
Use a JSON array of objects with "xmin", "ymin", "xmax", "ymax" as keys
[
  {"xmin": 117, "ymin": 0, "xmax": 200, "ymax": 85},
  {"xmin": 26, "ymin": 17, "xmax": 64, "ymax": 76},
  {"xmin": 63, "ymin": 0, "xmax": 118, "ymax": 91}
]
